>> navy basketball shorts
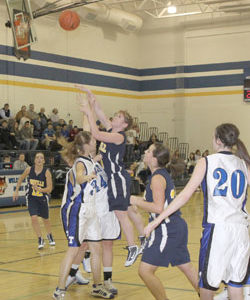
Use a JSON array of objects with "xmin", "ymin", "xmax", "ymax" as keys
[
  {"xmin": 107, "ymin": 172, "xmax": 131, "ymax": 211},
  {"xmin": 27, "ymin": 195, "xmax": 49, "ymax": 219},
  {"xmin": 142, "ymin": 217, "xmax": 190, "ymax": 267}
]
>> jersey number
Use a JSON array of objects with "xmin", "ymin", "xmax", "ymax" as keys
[
  {"xmin": 99, "ymin": 142, "xmax": 106, "ymax": 153},
  {"xmin": 90, "ymin": 175, "xmax": 107, "ymax": 195},
  {"xmin": 213, "ymin": 168, "xmax": 245, "ymax": 199},
  {"xmin": 32, "ymin": 189, "xmax": 43, "ymax": 197}
]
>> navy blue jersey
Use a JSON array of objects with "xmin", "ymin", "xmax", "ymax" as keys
[
  {"xmin": 27, "ymin": 166, "xmax": 48, "ymax": 200},
  {"xmin": 99, "ymin": 130, "xmax": 127, "ymax": 178},
  {"xmin": 145, "ymin": 168, "xmax": 181, "ymax": 222}
]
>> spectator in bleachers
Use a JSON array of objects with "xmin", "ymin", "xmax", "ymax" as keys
[
  {"xmin": 38, "ymin": 107, "xmax": 48, "ymax": 130},
  {"xmin": 68, "ymin": 125, "xmax": 79, "ymax": 142},
  {"xmin": 15, "ymin": 105, "xmax": 27, "ymax": 123},
  {"xmin": 0, "ymin": 120, "xmax": 18, "ymax": 149},
  {"xmin": 194, "ymin": 149, "xmax": 201, "ymax": 161},
  {"xmin": 49, "ymin": 108, "xmax": 59, "ymax": 126},
  {"xmin": 41, "ymin": 122, "xmax": 56, "ymax": 149},
  {"xmin": 61, "ymin": 124, "xmax": 69, "ymax": 139},
  {"xmin": 169, "ymin": 149, "xmax": 186, "ymax": 180},
  {"xmin": 202, "ymin": 149, "xmax": 209, "ymax": 157},
  {"xmin": 125, "ymin": 125, "xmax": 137, "ymax": 162},
  {"xmin": 0, "ymin": 103, "xmax": 13, "ymax": 122},
  {"xmin": 58, "ymin": 118, "xmax": 66, "ymax": 127},
  {"xmin": 67, "ymin": 119, "xmax": 73, "ymax": 132},
  {"xmin": 20, "ymin": 121, "xmax": 39, "ymax": 150},
  {"xmin": 2, "ymin": 154, "xmax": 13, "ymax": 169},
  {"xmin": 13, "ymin": 153, "xmax": 29, "ymax": 170},
  {"xmin": 11, "ymin": 121, "xmax": 26, "ymax": 149},
  {"xmin": 27, "ymin": 104, "xmax": 41, "ymax": 132},
  {"xmin": 186, "ymin": 152, "xmax": 196, "ymax": 175},
  {"xmin": 19, "ymin": 111, "xmax": 31, "ymax": 130},
  {"xmin": 148, "ymin": 133, "xmax": 160, "ymax": 147}
]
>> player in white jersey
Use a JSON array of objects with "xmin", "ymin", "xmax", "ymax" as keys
[
  {"xmin": 53, "ymin": 132, "xmax": 114, "ymax": 300},
  {"xmin": 145, "ymin": 123, "xmax": 250, "ymax": 300}
]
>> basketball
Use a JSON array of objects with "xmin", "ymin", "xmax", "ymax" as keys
[{"xmin": 59, "ymin": 10, "xmax": 80, "ymax": 31}]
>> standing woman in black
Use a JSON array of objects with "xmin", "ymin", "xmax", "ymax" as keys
[{"xmin": 13, "ymin": 152, "xmax": 55, "ymax": 249}]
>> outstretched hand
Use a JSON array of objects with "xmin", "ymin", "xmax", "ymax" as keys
[
  {"xmin": 75, "ymin": 84, "xmax": 96, "ymax": 106},
  {"xmin": 77, "ymin": 92, "xmax": 90, "ymax": 115}
]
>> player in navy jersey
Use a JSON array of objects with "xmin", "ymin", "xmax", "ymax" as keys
[
  {"xmin": 130, "ymin": 143, "xmax": 198, "ymax": 300},
  {"xmin": 76, "ymin": 85, "xmax": 140, "ymax": 267},
  {"xmin": 145, "ymin": 123, "xmax": 250, "ymax": 300},
  {"xmin": 13, "ymin": 152, "xmax": 55, "ymax": 250},
  {"xmin": 53, "ymin": 132, "xmax": 114, "ymax": 300}
]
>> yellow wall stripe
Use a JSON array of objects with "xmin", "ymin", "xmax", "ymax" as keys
[{"xmin": 0, "ymin": 79, "xmax": 243, "ymax": 99}]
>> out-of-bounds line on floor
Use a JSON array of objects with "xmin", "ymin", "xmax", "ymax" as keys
[{"xmin": 0, "ymin": 205, "xmax": 61, "ymax": 215}]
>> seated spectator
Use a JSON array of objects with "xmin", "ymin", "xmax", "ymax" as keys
[
  {"xmin": 125, "ymin": 126, "xmax": 137, "ymax": 162},
  {"xmin": 61, "ymin": 124, "xmax": 69, "ymax": 139},
  {"xmin": 169, "ymin": 149, "xmax": 186, "ymax": 180},
  {"xmin": 19, "ymin": 111, "xmax": 31, "ymax": 130},
  {"xmin": 0, "ymin": 120, "xmax": 18, "ymax": 149},
  {"xmin": 58, "ymin": 119, "xmax": 66, "ymax": 127},
  {"xmin": 27, "ymin": 104, "xmax": 41, "ymax": 132},
  {"xmin": 2, "ymin": 154, "xmax": 13, "ymax": 169},
  {"xmin": 42, "ymin": 123, "xmax": 56, "ymax": 149},
  {"xmin": 186, "ymin": 152, "xmax": 196, "ymax": 175},
  {"xmin": 202, "ymin": 149, "xmax": 209, "ymax": 157},
  {"xmin": 68, "ymin": 125, "xmax": 79, "ymax": 142},
  {"xmin": 49, "ymin": 108, "xmax": 59, "ymax": 126},
  {"xmin": 0, "ymin": 103, "xmax": 13, "ymax": 122},
  {"xmin": 67, "ymin": 119, "xmax": 73, "ymax": 132},
  {"xmin": 194, "ymin": 149, "xmax": 201, "ymax": 161},
  {"xmin": 38, "ymin": 107, "xmax": 48, "ymax": 130},
  {"xmin": 10, "ymin": 121, "xmax": 26, "ymax": 149},
  {"xmin": 13, "ymin": 153, "xmax": 29, "ymax": 170},
  {"xmin": 19, "ymin": 121, "xmax": 39, "ymax": 150},
  {"xmin": 15, "ymin": 105, "xmax": 27, "ymax": 123}
]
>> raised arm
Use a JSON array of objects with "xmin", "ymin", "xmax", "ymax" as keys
[
  {"xmin": 144, "ymin": 158, "xmax": 206, "ymax": 236},
  {"xmin": 130, "ymin": 174, "xmax": 166, "ymax": 214},
  {"xmin": 78, "ymin": 91, "xmax": 124, "ymax": 145},
  {"xmin": 13, "ymin": 167, "xmax": 31, "ymax": 201},
  {"xmin": 76, "ymin": 85, "xmax": 112, "ymax": 130}
]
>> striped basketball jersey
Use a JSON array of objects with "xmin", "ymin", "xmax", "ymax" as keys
[
  {"xmin": 201, "ymin": 151, "xmax": 248, "ymax": 226},
  {"xmin": 71, "ymin": 156, "xmax": 96, "ymax": 204},
  {"xmin": 61, "ymin": 168, "xmax": 73, "ymax": 208},
  {"xmin": 98, "ymin": 131, "xmax": 127, "ymax": 178},
  {"xmin": 146, "ymin": 168, "xmax": 180, "ymax": 222},
  {"xmin": 27, "ymin": 166, "xmax": 48, "ymax": 200}
]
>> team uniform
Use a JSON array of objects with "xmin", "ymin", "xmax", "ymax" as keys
[
  {"xmin": 99, "ymin": 130, "xmax": 131, "ymax": 211},
  {"xmin": 142, "ymin": 168, "xmax": 190, "ymax": 267},
  {"xmin": 61, "ymin": 156, "xmax": 102, "ymax": 247},
  {"xmin": 93, "ymin": 162, "xmax": 120, "ymax": 240},
  {"xmin": 26, "ymin": 166, "xmax": 50, "ymax": 219},
  {"xmin": 199, "ymin": 151, "xmax": 250, "ymax": 290}
]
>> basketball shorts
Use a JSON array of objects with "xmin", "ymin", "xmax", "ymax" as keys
[
  {"xmin": 199, "ymin": 222, "xmax": 250, "ymax": 290},
  {"xmin": 142, "ymin": 217, "xmax": 190, "ymax": 267},
  {"xmin": 61, "ymin": 201, "xmax": 102, "ymax": 247},
  {"xmin": 107, "ymin": 172, "xmax": 131, "ymax": 211},
  {"xmin": 26, "ymin": 195, "xmax": 49, "ymax": 219},
  {"xmin": 95, "ymin": 188, "xmax": 120, "ymax": 240}
]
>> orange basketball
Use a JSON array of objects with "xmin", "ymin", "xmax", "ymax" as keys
[{"xmin": 59, "ymin": 10, "xmax": 80, "ymax": 31}]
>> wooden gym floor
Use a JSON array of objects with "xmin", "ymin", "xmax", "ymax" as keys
[{"xmin": 0, "ymin": 190, "xmax": 248, "ymax": 300}]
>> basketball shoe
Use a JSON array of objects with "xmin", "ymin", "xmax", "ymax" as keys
[
  {"xmin": 47, "ymin": 233, "xmax": 55, "ymax": 246},
  {"xmin": 91, "ymin": 284, "xmax": 114, "ymax": 299},
  {"xmin": 104, "ymin": 279, "xmax": 118, "ymax": 295},
  {"xmin": 53, "ymin": 287, "xmax": 65, "ymax": 300},
  {"xmin": 124, "ymin": 245, "xmax": 139, "ymax": 267},
  {"xmin": 38, "ymin": 237, "xmax": 44, "ymax": 250}
]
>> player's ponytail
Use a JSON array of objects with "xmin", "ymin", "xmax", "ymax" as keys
[
  {"xmin": 235, "ymin": 138, "xmax": 250, "ymax": 167},
  {"xmin": 215, "ymin": 123, "xmax": 250, "ymax": 167}
]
